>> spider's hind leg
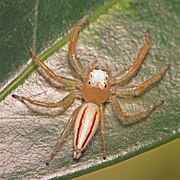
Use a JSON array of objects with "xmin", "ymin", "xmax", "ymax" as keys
[
  {"xmin": 111, "ymin": 96, "xmax": 163, "ymax": 125},
  {"xmin": 46, "ymin": 106, "xmax": 81, "ymax": 166},
  {"xmin": 100, "ymin": 106, "xmax": 106, "ymax": 160}
]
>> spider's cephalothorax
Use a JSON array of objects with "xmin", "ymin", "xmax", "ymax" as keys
[
  {"xmin": 12, "ymin": 18, "xmax": 169, "ymax": 165},
  {"xmin": 82, "ymin": 62, "xmax": 111, "ymax": 105}
]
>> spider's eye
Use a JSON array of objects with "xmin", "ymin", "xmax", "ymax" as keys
[
  {"xmin": 88, "ymin": 81, "xmax": 91, "ymax": 85},
  {"xmin": 104, "ymin": 84, "xmax": 107, "ymax": 88}
]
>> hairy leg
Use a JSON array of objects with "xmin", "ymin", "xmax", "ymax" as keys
[
  {"xmin": 111, "ymin": 96, "xmax": 163, "ymax": 125},
  {"xmin": 112, "ymin": 32, "xmax": 150, "ymax": 85},
  {"xmin": 46, "ymin": 105, "xmax": 81, "ymax": 165},
  {"xmin": 57, "ymin": 85, "xmax": 81, "ymax": 92},
  {"xmin": 114, "ymin": 64, "xmax": 169, "ymax": 99},
  {"xmin": 68, "ymin": 17, "xmax": 88, "ymax": 78},
  {"xmin": 29, "ymin": 47, "xmax": 80, "ymax": 86},
  {"xmin": 100, "ymin": 105, "xmax": 106, "ymax": 160},
  {"xmin": 12, "ymin": 91, "xmax": 81, "ymax": 110}
]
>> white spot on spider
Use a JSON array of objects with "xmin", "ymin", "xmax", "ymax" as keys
[{"xmin": 89, "ymin": 70, "xmax": 108, "ymax": 89}]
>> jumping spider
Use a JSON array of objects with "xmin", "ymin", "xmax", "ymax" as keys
[{"xmin": 12, "ymin": 18, "xmax": 169, "ymax": 165}]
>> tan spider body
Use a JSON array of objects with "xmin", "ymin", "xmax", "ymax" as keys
[
  {"xmin": 82, "ymin": 63, "xmax": 111, "ymax": 105},
  {"xmin": 12, "ymin": 18, "xmax": 169, "ymax": 165}
]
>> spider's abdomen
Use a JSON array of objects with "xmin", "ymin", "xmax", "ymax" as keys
[{"xmin": 74, "ymin": 102, "xmax": 100, "ymax": 159}]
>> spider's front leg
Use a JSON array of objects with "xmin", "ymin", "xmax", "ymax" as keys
[
  {"xmin": 29, "ymin": 48, "xmax": 80, "ymax": 87},
  {"xmin": 112, "ymin": 32, "xmax": 150, "ymax": 85},
  {"xmin": 111, "ymin": 96, "xmax": 163, "ymax": 125},
  {"xmin": 68, "ymin": 17, "xmax": 88, "ymax": 78},
  {"xmin": 114, "ymin": 64, "xmax": 170, "ymax": 99},
  {"xmin": 12, "ymin": 91, "xmax": 81, "ymax": 111}
]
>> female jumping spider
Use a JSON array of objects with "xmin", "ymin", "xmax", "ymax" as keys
[{"xmin": 12, "ymin": 18, "xmax": 169, "ymax": 165}]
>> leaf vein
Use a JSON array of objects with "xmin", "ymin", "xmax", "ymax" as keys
[{"xmin": 33, "ymin": 0, "xmax": 40, "ymax": 52}]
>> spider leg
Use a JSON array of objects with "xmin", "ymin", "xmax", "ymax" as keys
[
  {"xmin": 57, "ymin": 85, "xmax": 81, "ymax": 92},
  {"xmin": 29, "ymin": 47, "xmax": 80, "ymax": 86},
  {"xmin": 100, "ymin": 105, "xmax": 106, "ymax": 160},
  {"xmin": 68, "ymin": 17, "xmax": 88, "ymax": 79},
  {"xmin": 12, "ymin": 91, "xmax": 81, "ymax": 109},
  {"xmin": 112, "ymin": 32, "xmax": 150, "ymax": 85},
  {"xmin": 114, "ymin": 64, "xmax": 170, "ymax": 99},
  {"xmin": 111, "ymin": 96, "xmax": 163, "ymax": 125},
  {"xmin": 46, "ymin": 105, "xmax": 81, "ymax": 166}
]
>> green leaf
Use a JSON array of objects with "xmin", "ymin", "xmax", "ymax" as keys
[
  {"xmin": 0, "ymin": 0, "xmax": 179, "ymax": 179},
  {"xmin": 0, "ymin": 0, "xmax": 109, "ymax": 99}
]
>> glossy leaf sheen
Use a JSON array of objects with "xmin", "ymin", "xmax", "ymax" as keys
[{"xmin": 0, "ymin": 0, "xmax": 179, "ymax": 179}]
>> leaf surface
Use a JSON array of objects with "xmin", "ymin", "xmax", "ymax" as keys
[{"xmin": 0, "ymin": 0, "xmax": 179, "ymax": 179}]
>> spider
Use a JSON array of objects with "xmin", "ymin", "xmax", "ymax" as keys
[{"xmin": 12, "ymin": 18, "xmax": 169, "ymax": 165}]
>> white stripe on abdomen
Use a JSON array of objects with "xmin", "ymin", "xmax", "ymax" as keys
[{"xmin": 74, "ymin": 102, "xmax": 100, "ymax": 159}]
